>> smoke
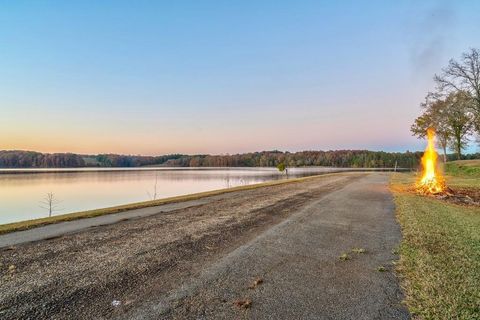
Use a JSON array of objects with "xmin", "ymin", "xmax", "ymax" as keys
[{"xmin": 409, "ymin": 2, "xmax": 456, "ymax": 76}]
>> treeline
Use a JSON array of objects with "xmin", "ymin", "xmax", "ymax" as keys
[
  {"xmin": 0, "ymin": 150, "xmax": 425, "ymax": 168},
  {"xmin": 412, "ymin": 48, "xmax": 480, "ymax": 161},
  {"xmin": 0, "ymin": 151, "xmax": 183, "ymax": 168},
  {"xmin": 0, "ymin": 151, "xmax": 86, "ymax": 168},
  {"xmin": 446, "ymin": 152, "xmax": 480, "ymax": 162},
  {"xmin": 163, "ymin": 150, "xmax": 423, "ymax": 168},
  {"xmin": 90, "ymin": 154, "xmax": 184, "ymax": 167}
]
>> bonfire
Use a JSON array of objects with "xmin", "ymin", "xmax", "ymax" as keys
[
  {"xmin": 414, "ymin": 129, "xmax": 480, "ymax": 206},
  {"xmin": 416, "ymin": 128, "xmax": 446, "ymax": 195}
]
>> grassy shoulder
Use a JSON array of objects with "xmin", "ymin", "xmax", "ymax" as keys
[
  {"xmin": 0, "ymin": 173, "xmax": 331, "ymax": 235},
  {"xmin": 444, "ymin": 159, "xmax": 480, "ymax": 179},
  {"xmin": 391, "ymin": 169, "xmax": 480, "ymax": 319}
]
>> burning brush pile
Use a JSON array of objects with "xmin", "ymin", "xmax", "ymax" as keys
[
  {"xmin": 415, "ymin": 128, "xmax": 479, "ymax": 206},
  {"xmin": 415, "ymin": 129, "xmax": 447, "ymax": 195}
]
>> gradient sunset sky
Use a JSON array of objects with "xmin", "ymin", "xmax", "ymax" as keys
[{"xmin": 1, "ymin": 1, "xmax": 479, "ymax": 155}]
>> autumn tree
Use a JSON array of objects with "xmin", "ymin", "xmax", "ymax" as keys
[
  {"xmin": 444, "ymin": 91, "xmax": 474, "ymax": 160},
  {"xmin": 412, "ymin": 91, "xmax": 474, "ymax": 161},
  {"xmin": 411, "ymin": 94, "xmax": 450, "ymax": 162}
]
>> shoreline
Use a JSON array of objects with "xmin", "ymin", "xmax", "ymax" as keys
[
  {"xmin": 0, "ymin": 169, "xmax": 410, "ymax": 234},
  {"xmin": 0, "ymin": 173, "xmax": 333, "ymax": 235}
]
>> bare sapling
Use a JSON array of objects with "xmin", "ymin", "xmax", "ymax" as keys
[
  {"xmin": 147, "ymin": 172, "xmax": 159, "ymax": 200},
  {"xmin": 40, "ymin": 192, "xmax": 62, "ymax": 217}
]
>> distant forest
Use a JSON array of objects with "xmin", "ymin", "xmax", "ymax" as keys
[{"xmin": 1, "ymin": 150, "xmax": 478, "ymax": 169}]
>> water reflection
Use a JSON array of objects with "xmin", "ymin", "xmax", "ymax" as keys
[{"xmin": 0, "ymin": 167, "xmax": 338, "ymax": 225}]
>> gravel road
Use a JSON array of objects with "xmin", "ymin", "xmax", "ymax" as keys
[{"xmin": 0, "ymin": 172, "xmax": 408, "ymax": 319}]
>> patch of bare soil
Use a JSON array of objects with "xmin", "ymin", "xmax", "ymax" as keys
[{"xmin": 0, "ymin": 173, "xmax": 362, "ymax": 320}]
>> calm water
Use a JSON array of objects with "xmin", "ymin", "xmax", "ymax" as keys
[{"xmin": 0, "ymin": 167, "xmax": 341, "ymax": 225}]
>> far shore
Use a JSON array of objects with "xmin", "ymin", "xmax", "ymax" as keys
[{"xmin": 0, "ymin": 166, "xmax": 410, "ymax": 174}]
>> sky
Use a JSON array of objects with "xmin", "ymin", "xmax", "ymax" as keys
[{"xmin": 1, "ymin": 0, "xmax": 479, "ymax": 155}]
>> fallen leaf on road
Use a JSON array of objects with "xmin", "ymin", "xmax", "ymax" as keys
[
  {"xmin": 248, "ymin": 277, "xmax": 264, "ymax": 289},
  {"xmin": 233, "ymin": 298, "xmax": 252, "ymax": 309}
]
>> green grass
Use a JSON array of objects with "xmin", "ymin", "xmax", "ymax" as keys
[
  {"xmin": 0, "ymin": 173, "xmax": 332, "ymax": 235},
  {"xmin": 444, "ymin": 160, "xmax": 480, "ymax": 189},
  {"xmin": 444, "ymin": 159, "xmax": 480, "ymax": 178},
  {"xmin": 391, "ymin": 172, "xmax": 480, "ymax": 319}
]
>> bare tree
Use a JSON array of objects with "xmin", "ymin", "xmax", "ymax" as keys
[
  {"xmin": 435, "ymin": 48, "xmax": 480, "ymax": 132},
  {"xmin": 224, "ymin": 176, "xmax": 231, "ymax": 188},
  {"xmin": 40, "ymin": 192, "xmax": 61, "ymax": 217},
  {"xmin": 147, "ymin": 173, "xmax": 159, "ymax": 200}
]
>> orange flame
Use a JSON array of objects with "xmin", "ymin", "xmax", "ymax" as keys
[{"xmin": 416, "ymin": 128, "xmax": 445, "ymax": 194}]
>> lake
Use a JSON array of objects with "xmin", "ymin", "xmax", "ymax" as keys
[{"xmin": 0, "ymin": 167, "xmax": 347, "ymax": 225}]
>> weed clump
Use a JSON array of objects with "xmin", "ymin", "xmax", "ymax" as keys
[
  {"xmin": 377, "ymin": 266, "xmax": 387, "ymax": 272},
  {"xmin": 351, "ymin": 248, "xmax": 366, "ymax": 254},
  {"xmin": 339, "ymin": 253, "xmax": 350, "ymax": 261}
]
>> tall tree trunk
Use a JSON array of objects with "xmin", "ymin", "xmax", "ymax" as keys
[
  {"xmin": 442, "ymin": 145, "xmax": 447, "ymax": 163},
  {"xmin": 456, "ymin": 136, "xmax": 461, "ymax": 160}
]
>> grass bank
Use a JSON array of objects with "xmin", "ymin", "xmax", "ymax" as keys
[
  {"xmin": 391, "ymin": 161, "xmax": 480, "ymax": 319},
  {"xmin": 0, "ymin": 173, "xmax": 332, "ymax": 235},
  {"xmin": 444, "ymin": 159, "xmax": 480, "ymax": 178}
]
